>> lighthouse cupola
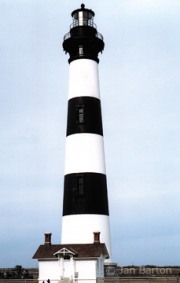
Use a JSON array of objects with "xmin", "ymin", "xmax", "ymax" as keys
[
  {"xmin": 71, "ymin": 4, "xmax": 94, "ymax": 26},
  {"xmin": 63, "ymin": 4, "xmax": 104, "ymax": 63}
]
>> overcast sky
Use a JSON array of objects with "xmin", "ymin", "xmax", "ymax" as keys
[{"xmin": 0, "ymin": 0, "xmax": 180, "ymax": 268}]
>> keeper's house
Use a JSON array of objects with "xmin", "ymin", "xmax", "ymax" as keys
[{"xmin": 33, "ymin": 232, "xmax": 109, "ymax": 283}]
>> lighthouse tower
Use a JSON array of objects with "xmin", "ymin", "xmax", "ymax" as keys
[{"xmin": 61, "ymin": 4, "xmax": 112, "ymax": 260}]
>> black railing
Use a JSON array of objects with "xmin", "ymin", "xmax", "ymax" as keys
[
  {"xmin": 70, "ymin": 19, "xmax": 97, "ymax": 29},
  {"xmin": 63, "ymin": 31, "xmax": 104, "ymax": 41}
]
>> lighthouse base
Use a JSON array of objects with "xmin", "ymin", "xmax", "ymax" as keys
[{"xmin": 61, "ymin": 214, "xmax": 112, "ymax": 261}]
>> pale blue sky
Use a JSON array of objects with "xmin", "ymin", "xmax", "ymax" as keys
[{"xmin": 0, "ymin": 0, "xmax": 180, "ymax": 267}]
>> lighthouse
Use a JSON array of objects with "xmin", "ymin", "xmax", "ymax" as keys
[
  {"xmin": 61, "ymin": 4, "xmax": 112, "ymax": 260},
  {"xmin": 33, "ymin": 5, "xmax": 113, "ymax": 281}
]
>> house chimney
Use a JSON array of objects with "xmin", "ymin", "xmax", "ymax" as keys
[
  {"xmin": 93, "ymin": 232, "xmax": 100, "ymax": 244},
  {"xmin": 44, "ymin": 233, "xmax": 52, "ymax": 245}
]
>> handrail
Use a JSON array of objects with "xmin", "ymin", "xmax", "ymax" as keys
[
  {"xmin": 63, "ymin": 31, "xmax": 103, "ymax": 41},
  {"xmin": 70, "ymin": 19, "xmax": 97, "ymax": 29}
]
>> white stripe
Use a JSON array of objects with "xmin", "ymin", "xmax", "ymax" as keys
[
  {"xmin": 61, "ymin": 214, "xmax": 112, "ymax": 261},
  {"xmin": 65, "ymin": 133, "xmax": 106, "ymax": 175},
  {"xmin": 68, "ymin": 59, "xmax": 100, "ymax": 99}
]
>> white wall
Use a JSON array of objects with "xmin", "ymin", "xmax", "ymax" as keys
[
  {"xmin": 75, "ymin": 260, "xmax": 96, "ymax": 281},
  {"xmin": 38, "ymin": 257, "xmax": 104, "ymax": 283},
  {"xmin": 38, "ymin": 260, "xmax": 59, "ymax": 283},
  {"xmin": 68, "ymin": 59, "xmax": 100, "ymax": 100}
]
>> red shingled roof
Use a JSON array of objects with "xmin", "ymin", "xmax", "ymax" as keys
[{"xmin": 33, "ymin": 243, "xmax": 109, "ymax": 259}]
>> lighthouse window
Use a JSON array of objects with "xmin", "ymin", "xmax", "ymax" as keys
[
  {"xmin": 79, "ymin": 46, "xmax": 84, "ymax": 55},
  {"xmin": 76, "ymin": 105, "xmax": 84, "ymax": 124},
  {"xmin": 77, "ymin": 175, "xmax": 84, "ymax": 196}
]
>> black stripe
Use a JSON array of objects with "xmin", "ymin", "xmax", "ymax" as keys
[
  {"xmin": 63, "ymin": 173, "xmax": 109, "ymax": 216},
  {"xmin": 66, "ymin": 97, "xmax": 103, "ymax": 136}
]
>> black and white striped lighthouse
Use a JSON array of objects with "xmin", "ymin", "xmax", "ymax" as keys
[{"xmin": 61, "ymin": 4, "xmax": 112, "ymax": 260}]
